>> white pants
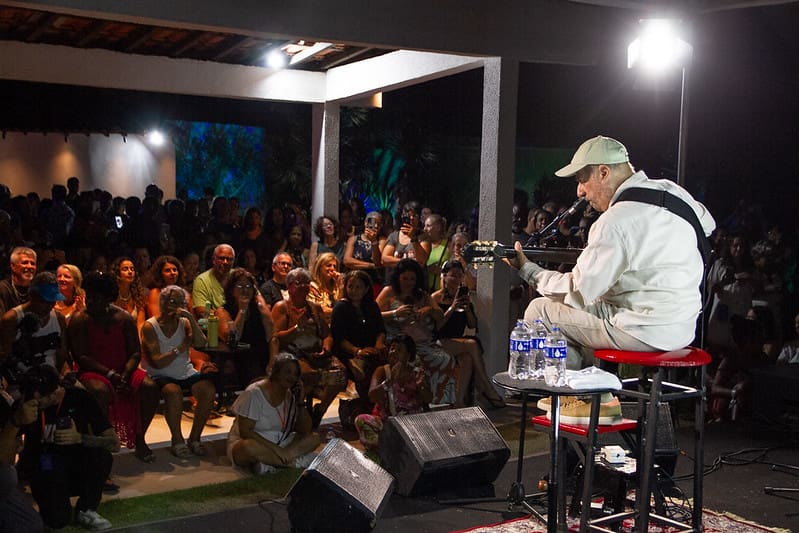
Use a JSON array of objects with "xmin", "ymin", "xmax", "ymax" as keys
[{"xmin": 524, "ymin": 297, "xmax": 657, "ymax": 369}]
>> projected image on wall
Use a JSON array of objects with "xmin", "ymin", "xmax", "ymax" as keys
[{"xmin": 172, "ymin": 121, "xmax": 265, "ymax": 209}]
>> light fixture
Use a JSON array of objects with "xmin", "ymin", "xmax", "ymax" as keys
[
  {"xmin": 147, "ymin": 130, "xmax": 165, "ymax": 146},
  {"xmin": 628, "ymin": 18, "xmax": 693, "ymax": 186},
  {"xmin": 266, "ymin": 50, "xmax": 288, "ymax": 69}
]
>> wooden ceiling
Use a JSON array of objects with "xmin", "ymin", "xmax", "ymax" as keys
[{"xmin": 0, "ymin": 4, "xmax": 389, "ymax": 70}]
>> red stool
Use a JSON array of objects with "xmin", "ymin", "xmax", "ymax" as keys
[{"xmin": 589, "ymin": 347, "xmax": 711, "ymax": 533}]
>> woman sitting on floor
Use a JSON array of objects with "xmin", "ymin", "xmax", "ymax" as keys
[
  {"xmin": 355, "ymin": 334, "xmax": 431, "ymax": 461},
  {"xmin": 226, "ymin": 353, "xmax": 320, "ymax": 474},
  {"xmin": 140, "ymin": 285, "xmax": 217, "ymax": 458}
]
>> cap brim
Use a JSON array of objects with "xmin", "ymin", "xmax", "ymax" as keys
[{"xmin": 554, "ymin": 162, "xmax": 586, "ymax": 178}]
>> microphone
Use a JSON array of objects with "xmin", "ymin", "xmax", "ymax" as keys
[{"xmin": 525, "ymin": 198, "xmax": 587, "ymax": 246}]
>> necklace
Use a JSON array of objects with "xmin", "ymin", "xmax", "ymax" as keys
[
  {"xmin": 11, "ymin": 282, "xmax": 28, "ymax": 302},
  {"xmin": 118, "ymin": 292, "xmax": 131, "ymax": 302}
]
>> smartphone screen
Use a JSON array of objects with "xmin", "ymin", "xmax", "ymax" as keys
[{"xmin": 114, "ymin": 215, "xmax": 123, "ymax": 229}]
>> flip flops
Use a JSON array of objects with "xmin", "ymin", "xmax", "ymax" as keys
[
  {"xmin": 170, "ymin": 442, "xmax": 192, "ymax": 459},
  {"xmin": 187, "ymin": 440, "xmax": 207, "ymax": 456}
]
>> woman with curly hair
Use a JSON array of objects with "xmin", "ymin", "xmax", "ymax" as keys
[
  {"xmin": 216, "ymin": 268, "xmax": 274, "ymax": 389},
  {"xmin": 376, "ymin": 258, "xmax": 458, "ymax": 406},
  {"xmin": 308, "ymin": 215, "xmax": 344, "ymax": 273},
  {"xmin": 110, "ymin": 256, "xmax": 146, "ymax": 331},
  {"xmin": 145, "ymin": 255, "xmax": 188, "ymax": 318}
]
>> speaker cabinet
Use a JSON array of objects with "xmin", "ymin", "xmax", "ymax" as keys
[
  {"xmin": 378, "ymin": 406, "xmax": 510, "ymax": 497},
  {"xmin": 287, "ymin": 438, "xmax": 394, "ymax": 533}
]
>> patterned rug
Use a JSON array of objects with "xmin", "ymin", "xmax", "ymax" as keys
[{"xmin": 452, "ymin": 508, "xmax": 790, "ymax": 533}]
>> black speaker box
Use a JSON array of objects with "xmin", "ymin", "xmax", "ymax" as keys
[
  {"xmin": 378, "ymin": 406, "xmax": 510, "ymax": 497},
  {"xmin": 287, "ymin": 438, "xmax": 395, "ymax": 533}
]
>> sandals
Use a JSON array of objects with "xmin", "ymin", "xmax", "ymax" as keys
[
  {"xmin": 134, "ymin": 445, "xmax": 156, "ymax": 464},
  {"xmin": 187, "ymin": 440, "xmax": 208, "ymax": 456},
  {"xmin": 170, "ymin": 442, "xmax": 193, "ymax": 459}
]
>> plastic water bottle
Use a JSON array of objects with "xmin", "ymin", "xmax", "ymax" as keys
[
  {"xmin": 543, "ymin": 326, "xmax": 567, "ymax": 386},
  {"xmin": 508, "ymin": 320, "xmax": 532, "ymax": 379},
  {"xmin": 529, "ymin": 319, "xmax": 549, "ymax": 379}
]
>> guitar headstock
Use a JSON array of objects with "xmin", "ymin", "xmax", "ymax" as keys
[{"xmin": 462, "ymin": 241, "xmax": 501, "ymax": 266}]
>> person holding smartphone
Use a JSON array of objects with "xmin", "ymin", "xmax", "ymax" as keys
[
  {"xmin": 343, "ymin": 211, "xmax": 387, "ymax": 296},
  {"xmin": 431, "ymin": 260, "xmax": 505, "ymax": 408},
  {"xmin": 226, "ymin": 353, "xmax": 319, "ymax": 475},
  {"xmin": 381, "ymin": 201, "xmax": 430, "ymax": 279}
]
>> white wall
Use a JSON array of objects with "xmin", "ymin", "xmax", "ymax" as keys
[{"xmin": 0, "ymin": 132, "xmax": 175, "ymax": 199}]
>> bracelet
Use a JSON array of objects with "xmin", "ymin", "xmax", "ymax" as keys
[
  {"xmin": 106, "ymin": 369, "xmax": 117, "ymax": 379},
  {"xmin": 171, "ymin": 347, "xmax": 179, "ymax": 356},
  {"xmin": 392, "ymin": 309, "xmax": 398, "ymax": 320},
  {"xmin": 356, "ymin": 348, "xmax": 362, "ymax": 357}
]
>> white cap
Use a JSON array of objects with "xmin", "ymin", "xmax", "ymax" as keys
[{"xmin": 555, "ymin": 135, "xmax": 630, "ymax": 177}]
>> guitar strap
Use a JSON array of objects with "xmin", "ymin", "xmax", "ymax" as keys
[{"xmin": 613, "ymin": 187, "xmax": 712, "ymax": 267}]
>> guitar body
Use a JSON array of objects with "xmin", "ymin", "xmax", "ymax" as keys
[{"xmin": 463, "ymin": 241, "xmax": 582, "ymax": 266}]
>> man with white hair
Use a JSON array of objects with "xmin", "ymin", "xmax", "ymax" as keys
[
  {"xmin": 0, "ymin": 247, "xmax": 37, "ymax": 316},
  {"xmin": 506, "ymin": 135, "xmax": 716, "ymax": 422}
]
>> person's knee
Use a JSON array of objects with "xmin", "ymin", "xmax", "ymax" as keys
[{"xmin": 191, "ymin": 380, "xmax": 216, "ymax": 402}]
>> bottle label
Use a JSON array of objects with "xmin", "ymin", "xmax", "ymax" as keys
[
  {"xmin": 532, "ymin": 337, "xmax": 546, "ymax": 350},
  {"xmin": 545, "ymin": 345, "xmax": 567, "ymax": 359},
  {"xmin": 510, "ymin": 339, "xmax": 531, "ymax": 352}
]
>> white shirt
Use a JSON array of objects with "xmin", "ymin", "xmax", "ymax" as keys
[{"xmin": 520, "ymin": 170, "xmax": 716, "ymax": 350}]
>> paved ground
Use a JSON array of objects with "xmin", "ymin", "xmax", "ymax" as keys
[{"xmin": 106, "ymin": 398, "xmax": 799, "ymax": 533}]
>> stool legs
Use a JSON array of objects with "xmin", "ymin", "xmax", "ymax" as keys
[
  {"xmin": 636, "ymin": 369, "xmax": 663, "ymax": 531},
  {"xmin": 692, "ymin": 369, "xmax": 706, "ymax": 531}
]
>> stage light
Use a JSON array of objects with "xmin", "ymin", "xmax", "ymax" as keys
[
  {"xmin": 628, "ymin": 18, "xmax": 693, "ymax": 186},
  {"xmin": 147, "ymin": 130, "xmax": 165, "ymax": 146},
  {"xmin": 266, "ymin": 50, "xmax": 287, "ymax": 69}
]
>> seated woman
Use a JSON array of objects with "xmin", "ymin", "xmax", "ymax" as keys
[
  {"xmin": 307, "ymin": 252, "xmax": 342, "ymax": 326},
  {"xmin": 146, "ymin": 255, "xmax": 190, "ymax": 318},
  {"xmin": 272, "ymin": 268, "xmax": 346, "ymax": 427},
  {"xmin": 140, "ymin": 285, "xmax": 217, "ymax": 458},
  {"xmin": 343, "ymin": 211, "xmax": 386, "ymax": 296},
  {"xmin": 431, "ymin": 260, "xmax": 505, "ymax": 408},
  {"xmin": 331, "ymin": 270, "xmax": 387, "ymax": 400},
  {"xmin": 355, "ymin": 334, "xmax": 432, "ymax": 461},
  {"xmin": 227, "ymin": 353, "xmax": 320, "ymax": 474},
  {"xmin": 110, "ymin": 256, "xmax": 146, "ymax": 331},
  {"xmin": 376, "ymin": 259, "xmax": 458, "ymax": 406},
  {"xmin": 215, "ymin": 268, "xmax": 274, "ymax": 390},
  {"xmin": 54, "ymin": 263, "xmax": 85, "ymax": 323},
  {"xmin": 68, "ymin": 271, "xmax": 161, "ymax": 463}
]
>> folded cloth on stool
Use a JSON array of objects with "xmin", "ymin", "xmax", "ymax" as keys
[{"xmin": 565, "ymin": 366, "xmax": 622, "ymax": 390}]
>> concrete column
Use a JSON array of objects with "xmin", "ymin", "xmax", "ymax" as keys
[
  {"xmin": 311, "ymin": 102, "xmax": 341, "ymax": 223},
  {"xmin": 475, "ymin": 57, "xmax": 519, "ymax": 378}
]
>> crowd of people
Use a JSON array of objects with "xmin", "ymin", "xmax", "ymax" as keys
[
  {"xmin": 0, "ymin": 178, "xmax": 503, "ymax": 530},
  {"xmin": 2, "ymin": 155, "xmax": 799, "ymax": 529}
]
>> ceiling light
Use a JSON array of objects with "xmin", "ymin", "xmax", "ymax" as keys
[
  {"xmin": 147, "ymin": 130, "xmax": 165, "ymax": 146},
  {"xmin": 267, "ymin": 50, "xmax": 288, "ymax": 69}
]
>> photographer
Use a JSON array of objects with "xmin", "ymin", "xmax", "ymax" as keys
[
  {"xmin": 0, "ymin": 385, "xmax": 42, "ymax": 533},
  {"xmin": 0, "ymin": 272, "xmax": 69, "ymax": 385},
  {"xmin": 15, "ymin": 365, "xmax": 119, "ymax": 530}
]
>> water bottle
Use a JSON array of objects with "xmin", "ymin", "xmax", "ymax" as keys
[
  {"xmin": 529, "ymin": 319, "xmax": 548, "ymax": 379},
  {"xmin": 198, "ymin": 301, "xmax": 211, "ymax": 333},
  {"xmin": 543, "ymin": 326, "xmax": 567, "ymax": 386},
  {"xmin": 508, "ymin": 320, "xmax": 532, "ymax": 379},
  {"xmin": 227, "ymin": 321, "xmax": 237, "ymax": 350}
]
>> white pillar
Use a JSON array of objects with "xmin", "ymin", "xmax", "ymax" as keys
[
  {"xmin": 476, "ymin": 57, "xmax": 519, "ymax": 378},
  {"xmin": 311, "ymin": 102, "xmax": 341, "ymax": 223}
]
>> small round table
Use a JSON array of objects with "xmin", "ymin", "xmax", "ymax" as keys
[{"xmin": 493, "ymin": 372, "xmax": 617, "ymax": 533}]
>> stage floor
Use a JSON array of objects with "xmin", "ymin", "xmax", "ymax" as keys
[{"xmin": 109, "ymin": 397, "xmax": 797, "ymax": 533}]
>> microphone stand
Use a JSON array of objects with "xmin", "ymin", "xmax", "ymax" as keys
[{"xmin": 525, "ymin": 199, "xmax": 587, "ymax": 248}]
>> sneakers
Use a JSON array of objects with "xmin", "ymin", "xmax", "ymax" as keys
[
  {"xmin": 76, "ymin": 509, "xmax": 112, "ymax": 531},
  {"xmin": 543, "ymin": 396, "xmax": 622, "ymax": 425},
  {"xmin": 252, "ymin": 462, "xmax": 278, "ymax": 475}
]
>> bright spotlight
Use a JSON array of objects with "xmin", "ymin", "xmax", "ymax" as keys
[
  {"xmin": 147, "ymin": 130, "xmax": 165, "ymax": 146},
  {"xmin": 628, "ymin": 19, "xmax": 691, "ymax": 74},
  {"xmin": 266, "ymin": 50, "xmax": 287, "ymax": 69}
]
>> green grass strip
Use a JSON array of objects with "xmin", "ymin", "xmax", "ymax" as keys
[{"xmin": 58, "ymin": 468, "xmax": 302, "ymax": 532}]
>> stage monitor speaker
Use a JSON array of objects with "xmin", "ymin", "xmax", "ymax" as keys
[
  {"xmin": 378, "ymin": 406, "xmax": 510, "ymax": 497},
  {"xmin": 287, "ymin": 438, "xmax": 394, "ymax": 533}
]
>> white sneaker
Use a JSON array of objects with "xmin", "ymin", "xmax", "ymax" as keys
[
  {"xmin": 293, "ymin": 452, "xmax": 317, "ymax": 468},
  {"xmin": 252, "ymin": 462, "xmax": 277, "ymax": 475},
  {"xmin": 76, "ymin": 509, "xmax": 112, "ymax": 531}
]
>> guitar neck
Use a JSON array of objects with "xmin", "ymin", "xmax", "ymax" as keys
[{"xmin": 496, "ymin": 245, "xmax": 582, "ymax": 264}]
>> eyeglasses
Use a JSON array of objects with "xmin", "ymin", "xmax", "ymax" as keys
[
  {"xmin": 166, "ymin": 298, "xmax": 182, "ymax": 305},
  {"xmin": 235, "ymin": 284, "xmax": 253, "ymax": 290},
  {"xmin": 290, "ymin": 280, "xmax": 310, "ymax": 287},
  {"xmin": 215, "ymin": 256, "xmax": 234, "ymax": 262},
  {"xmin": 276, "ymin": 261, "xmax": 293, "ymax": 268}
]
